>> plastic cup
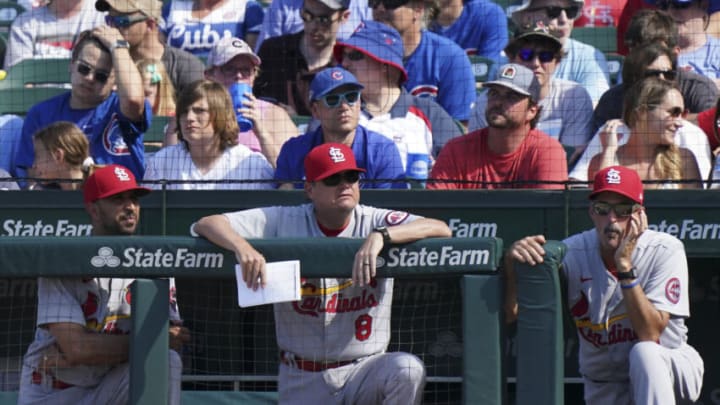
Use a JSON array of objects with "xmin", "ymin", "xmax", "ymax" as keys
[{"xmin": 228, "ymin": 82, "xmax": 254, "ymax": 132}]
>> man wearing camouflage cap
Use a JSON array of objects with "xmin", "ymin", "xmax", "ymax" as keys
[{"xmin": 429, "ymin": 63, "xmax": 568, "ymax": 189}]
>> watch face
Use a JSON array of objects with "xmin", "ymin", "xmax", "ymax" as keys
[{"xmin": 115, "ymin": 40, "xmax": 129, "ymax": 48}]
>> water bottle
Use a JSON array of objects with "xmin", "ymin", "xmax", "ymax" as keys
[
  {"xmin": 710, "ymin": 156, "xmax": 720, "ymax": 189},
  {"xmin": 406, "ymin": 153, "xmax": 430, "ymax": 189},
  {"xmin": 228, "ymin": 83, "xmax": 254, "ymax": 132}
]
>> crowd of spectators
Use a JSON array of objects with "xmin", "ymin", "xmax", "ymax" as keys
[{"xmin": 0, "ymin": 0, "xmax": 719, "ymax": 191}]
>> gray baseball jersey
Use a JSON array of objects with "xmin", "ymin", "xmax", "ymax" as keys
[
  {"xmin": 562, "ymin": 229, "xmax": 691, "ymax": 382},
  {"xmin": 18, "ymin": 277, "xmax": 180, "ymax": 403},
  {"xmin": 224, "ymin": 203, "xmax": 418, "ymax": 361}
]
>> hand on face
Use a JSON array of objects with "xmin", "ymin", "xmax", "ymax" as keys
[{"xmin": 613, "ymin": 206, "xmax": 647, "ymax": 271}]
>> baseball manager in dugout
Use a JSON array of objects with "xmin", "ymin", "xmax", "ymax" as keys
[
  {"xmin": 194, "ymin": 142, "xmax": 451, "ymax": 404},
  {"xmin": 505, "ymin": 165, "xmax": 703, "ymax": 404}
]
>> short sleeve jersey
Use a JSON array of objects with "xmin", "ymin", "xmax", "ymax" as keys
[
  {"xmin": 562, "ymin": 229, "xmax": 690, "ymax": 382},
  {"xmin": 223, "ymin": 203, "xmax": 419, "ymax": 361}
]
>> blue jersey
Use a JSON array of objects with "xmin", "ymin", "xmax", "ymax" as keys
[
  {"xmin": 16, "ymin": 92, "xmax": 150, "ymax": 180},
  {"xmin": 161, "ymin": 0, "xmax": 264, "ymax": 58},
  {"xmin": 274, "ymin": 125, "xmax": 406, "ymax": 189},
  {"xmin": 404, "ymin": 30, "xmax": 476, "ymax": 122},
  {"xmin": 428, "ymin": 0, "xmax": 508, "ymax": 62}
]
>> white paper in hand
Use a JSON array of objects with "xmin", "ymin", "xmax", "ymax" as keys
[{"xmin": 236, "ymin": 260, "xmax": 301, "ymax": 307}]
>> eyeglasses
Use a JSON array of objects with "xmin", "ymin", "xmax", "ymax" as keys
[
  {"xmin": 219, "ymin": 64, "xmax": 255, "ymax": 77},
  {"xmin": 105, "ymin": 14, "xmax": 149, "ymax": 29},
  {"xmin": 656, "ymin": 0, "xmax": 694, "ymax": 10},
  {"xmin": 526, "ymin": 5, "xmax": 580, "ymax": 19},
  {"xmin": 321, "ymin": 171, "xmax": 361, "ymax": 186},
  {"xmin": 75, "ymin": 60, "xmax": 110, "ymax": 84},
  {"xmin": 591, "ymin": 201, "xmax": 640, "ymax": 217},
  {"xmin": 300, "ymin": 9, "xmax": 340, "ymax": 26},
  {"xmin": 517, "ymin": 48, "xmax": 556, "ymax": 63},
  {"xmin": 369, "ymin": 0, "xmax": 411, "ymax": 10},
  {"xmin": 344, "ymin": 50, "xmax": 365, "ymax": 61},
  {"xmin": 319, "ymin": 90, "xmax": 361, "ymax": 108},
  {"xmin": 644, "ymin": 69, "xmax": 677, "ymax": 81}
]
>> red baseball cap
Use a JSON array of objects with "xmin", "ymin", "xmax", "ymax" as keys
[
  {"xmin": 589, "ymin": 166, "xmax": 644, "ymax": 204},
  {"xmin": 83, "ymin": 165, "xmax": 151, "ymax": 204},
  {"xmin": 304, "ymin": 143, "xmax": 365, "ymax": 182}
]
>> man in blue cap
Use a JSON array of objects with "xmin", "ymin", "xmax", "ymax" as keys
[
  {"xmin": 274, "ymin": 66, "xmax": 406, "ymax": 189},
  {"xmin": 333, "ymin": 20, "xmax": 462, "ymax": 169}
]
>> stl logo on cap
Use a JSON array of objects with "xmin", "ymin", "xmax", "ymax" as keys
[
  {"xmin": 329, "ymin": 146, "xmax": 346, "ymax": 163},
  {"xmin": 605, "ymin": 168, "xmax": 622, "ymax": 185},
  {"xmin": 114, "ymin": 166, "xmax": 132, "ymax": 182},
  {"xmin": 501, "ymin": 66, "xmax": 516, "ymax": 79}
]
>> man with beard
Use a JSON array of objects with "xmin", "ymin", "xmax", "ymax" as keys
[
  {"xmin": 504, "ymin": 165, "xmax": 704, "ymax": 404},
  {"xmin": 18, "ymin": 165, "xmax": 190, "ymax": 405},
  {"xmin": 428, "ymin": 63, "xmax": 567, "ymax": 189}
]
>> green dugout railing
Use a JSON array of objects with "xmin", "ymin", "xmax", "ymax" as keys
[{"xmin": 0, "ymin": 236, "xmax": 512, "ymax": 405}]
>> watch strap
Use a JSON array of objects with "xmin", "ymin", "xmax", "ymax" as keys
[
  {"xmin": 373, "ymin": 227, "xmax": 391, "ymax": 244},
  {"xmin": 616, "ymin": 267, "xmax": 637, "ymax": 280}
]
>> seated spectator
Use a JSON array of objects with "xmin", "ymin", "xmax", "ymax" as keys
[
  {"xmin": 648, "ymin": 0, "xmax": 720, "ymax": 86},
  {"xmin": 428, "ymin": 0, "xmax": 508, "ymax": 62},
  {"xmin": 589, "ymin": 77, "xmax": 703, "ymax": 188},
  {"xmin": 15, "ymin": 28, "xmax": 149, "ymax": 185},
  {"xmin": 30, "ymin": 121, "xmax": 97, "ymax": 190},
  {"xmin": 695, "ymin": 97, "xmax": 720, "ymax": 155},
  {"xmin": 372, "ymin": 0, "xmax": 476, "ymax": 125},
  {"xmin": 137, "ymin": 59, "xmax": 177, "ymax": 117},
  {"xmin": 0, "ymin": 115, "xmax": 25, "ymax": 176},
  {"xmin": 254, "ymin": 0, "xmax": 350, "ymax": 116},
  {"xmin": 254, "ymin": 0, "xmax": 372, "ymax": 51},
  {"xmin": 144, "ymin": 80, "xmax": 274, "ymax": 190},
  {"xmin": 598, "ymin": 11, "xmax": 718, "ymax": 133},
  {"xmin": 574, "ymin": 0, "xmax": 628, "ymax": 27},
  {"xmin": 508, "ymin": 0, "xmax": 611, "ymax": 104},
  {"xmin": 204, "ymin": 36, "xmax": 299, "ymax": 167},
  {"xmin": 96, "ymin": 0, "xmax": 205, "ymax": 95},
  {"xmin": 4, "ymin": 0, "xmax": 105, "ymax": 68},
  {"xmin": 470, "ymin": 23, "xmax": 593, "ymax": 164},
  {"xmin": 334, "ymin": 20, "xmax": 462, "ymax": 168},
  {"xmin": 429, "ymin": 64, "xmax": 568, "ymax": 189},
  {"xmin": 275, "ymin": 67, "xmax": 405, "ymax": 189},
  {"xmin": 161, "ymin": 0, "xmax": 264, "ymax": 58}
]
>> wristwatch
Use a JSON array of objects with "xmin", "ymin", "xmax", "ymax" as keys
[
  {"xmin": 112, "ymin": 39, "xmax": 130, "ymax": 51},
  {"xmin": 616, "ymin": 267, "xmax": 637, "ymax": 280},
  {"xmin": 373, "ymin": 226, "xmax": 391, "ymax": 244}
]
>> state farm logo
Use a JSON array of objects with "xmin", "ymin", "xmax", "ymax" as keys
[{"xmin": 91, "ymin": 247, "xmax": 121, "ymax": 268}]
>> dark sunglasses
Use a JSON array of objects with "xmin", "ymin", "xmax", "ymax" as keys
[
  {"xmin": 300, "ymin": 9, "xmax": 340, "ymax": 26},
  {"xmin": 76, "ymin": 61, "xmax": 110, "ymax": 84},
  {"xmin": 105, "ymin": 14, "xmax": 148, "ymax": 28},
  {"xmin": 591, "ymin": 201, "xmax": 639, "ymax": 217},
  {"xmin": 517, "ymin": 48, "xmax": 556, "ymax": 63},
  {"xmin": 526, "ymin": 5, "xmax": 580, "ymax": 19},
  {"xmin": 369, "ymin": 0, "xmax": 410, "ymax": 10},
  {"xmin": 644, "ymin": 69, "xmax": 677, "ymax": 81},
  {"xmin": 344, "ymin": 50, "xmax": 365, "ymax": 61},
  {"xmin": 656, "ymin": 0, "xmax": 694, "ymax": 10},
  {"xmin": 320, "ymin": 90, "xmax": 361, "ymax": 108},
  {"xmin": 321, "ymin": 171, "xmax": 361, "ymax": 186}
]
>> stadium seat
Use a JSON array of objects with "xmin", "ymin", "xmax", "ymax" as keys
[
  {"xmin": 570, "ymin": 27, "xmax": 617, "ymax": 54},
  {"xmin": 605, "ymin": 53, "xmax": 624, "ymax": 85},
  {"xmin": 0, "ymin": 58, "xmax": 71, "ymax": 90},
  {"xmin": 0, "ymin": 2, "xmax": 25, "ymax": 32},
  {"xmin": 0, "ymin": 87, "xmax": 67, "ymax": 116},
  {"xmin": 468, "ymin": 55, "xmax": 495, "ymax": 88}
]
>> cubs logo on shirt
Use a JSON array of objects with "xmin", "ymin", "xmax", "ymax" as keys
[{"xmin": 101, "ymin": 114, "xmax": 130, "ymax": 156}]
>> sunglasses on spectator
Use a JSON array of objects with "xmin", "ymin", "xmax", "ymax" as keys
[
  {"xmin": 526, "ymin": 5, "xmax": 580, "ymax": 19},
  {"xmin": 319, "ymin": 91, "xmax": 361, "ymax": 108},
  {"xmin": 301, "ymin": 9, "xmax": 340, "ymax": 26},
  {"xmin": 517, "ymin": 48, "xmax": 556, "ymax": 63},
  {"xmin": 369, "ymin": 0, "xmax": 411, "ymax": 10},
  {"xmin": 75, "ymin": 60, "xmax": 110, "ymax": 84},
  {"xmin": 321, "ymin": 171, "xmax": 361, "ymax": 186},
  {"xmin": 344, "ymin": 50, "xmax": 365, "ymax": 61},
  {"xmin": 220, "ymin": 64, "xmax": 255, "ymax": 77},
  {"xmin": 656, "ymin": 0, "xmax": 694, "ymax": 10},
  {"xmin": 105, "ymin": 14, "xmax": 148, "ymax": 28},
  {"xmin": 591, "ymin": 201, "xmax": 639, "ymax": 217},
  {"xmin": 644, "ymin": 69, "xmax": 677, "ymax": 81}
]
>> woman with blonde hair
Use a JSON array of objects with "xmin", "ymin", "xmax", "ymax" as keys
[
  {"xmin": 136, "ymin": 59, "xmax": 177, "ymax": 117},
  {"xmin": 144, "ymin": 79, "xmax": 273, "ymax": 190},
  {"xmin": 31, "ymin": 121, "xmax": 100, "ymax": 190},
  {"xmin": 589, "ymin": 76, "xmax": 703, "ymax": 189}
]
